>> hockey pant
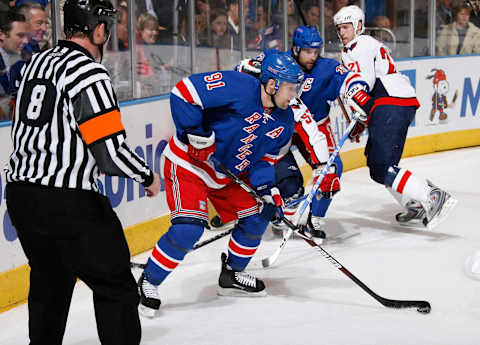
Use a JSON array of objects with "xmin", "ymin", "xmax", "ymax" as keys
[
  {"xmin": 274, "ymin": 150, "xmax": 343, "ymax": 218},
  {"xmin": 365, "ymin": 104, "xmax": 430, "ymax": 207},
  {"xmin": 144, "ymin": 159, "xmax": 269, "ymax": 285}
]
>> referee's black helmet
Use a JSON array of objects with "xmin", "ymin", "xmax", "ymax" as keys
[{"xmin": 63, "ymin": 0, "xmax": 117, "ymax": 37}]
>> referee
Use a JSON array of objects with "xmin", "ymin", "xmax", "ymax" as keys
[{"xmin": 4, "ymin": 1, "xmax": 160, "ymax": 344}]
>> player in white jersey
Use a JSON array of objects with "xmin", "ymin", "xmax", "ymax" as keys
[{"xmin": 333, "ymin": 5, "xmax": 456, "ymax": 229}]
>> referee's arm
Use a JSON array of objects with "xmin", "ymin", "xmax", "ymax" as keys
[{"xmin": 73, "ymin": 79, "xmax": 154, "ymax": 188}]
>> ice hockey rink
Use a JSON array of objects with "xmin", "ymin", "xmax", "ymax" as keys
[{"xmin": 1, "ymin": 146, "xmax": 479, "ymax": 345}]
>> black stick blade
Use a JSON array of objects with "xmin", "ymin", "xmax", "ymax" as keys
[{"xmin": 380, "ymin": 297, "xmax": 431, "ymax": 314}]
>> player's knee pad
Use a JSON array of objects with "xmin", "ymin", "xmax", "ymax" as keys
[
  {"xmin": 164, "ymin": 223, "xmax": 204, "ymax": 252},
  {"xmin": 368, "ymin": 164, "xmax": 389, "ymax": 185}
]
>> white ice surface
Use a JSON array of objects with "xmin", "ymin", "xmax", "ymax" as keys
[{"xmin": 1, "ymin": 147, "xmax": 480, "ymax": 345}]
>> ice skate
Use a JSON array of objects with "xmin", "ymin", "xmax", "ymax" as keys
[
  {"xmin": 422, "ymin": 183, "xmax": 457, "ymax": 230},
  {"xmin": 209, "ymin": 215, "xmax": 236, "ymax": 231},
  {"xmin": 395, "ymin": 200, "xmax": 426, "ymax": 226},
  {"xmin": 217, "ymin": 253, "xmax": 267, "ymax": 297},
  {"xmin": 138, "ymin": 273, "xmax": 161, "ymax": 318},
  {"xmin": 306, "ymin": 214, "xmax": 326, "ymax": 240}
]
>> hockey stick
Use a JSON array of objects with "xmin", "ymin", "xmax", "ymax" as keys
[
  {"xmin": 130, "ymin": 228, "xmax": 233, "ymax": 270},
  {"xmin": 337, "ymin": 95, "xmax": 360, "ymax": 143},
  {"xmin": 212, "ymin": 154, "xmax": 431, "ymax": 313},
  {"xmin": 261, "ymin": 117, "xmax": 359, "ymax": 268}
]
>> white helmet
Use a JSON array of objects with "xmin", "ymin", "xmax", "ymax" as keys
[{"xmin": 333, "ymin": 5, "xmax": 365, "ymax": 37}]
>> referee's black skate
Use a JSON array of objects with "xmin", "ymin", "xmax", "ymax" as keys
[
  {"xmin": 138, "ymin": 273, "xmax": 161, "ymax": 318},
  {"xmin": 217, "ymin": 253, "xmax": 266, "ymax": 297}
]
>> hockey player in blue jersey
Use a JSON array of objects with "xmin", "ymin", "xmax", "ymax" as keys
[
  {"xmin": 138, "ymin": 52, "xmax": 305, "ymax": 317},
  {"xmin": 232, "ymin": 25, "xmax": 367, "ymax": 238}
]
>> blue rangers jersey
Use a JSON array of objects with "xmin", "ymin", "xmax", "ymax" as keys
[
  {"xmin": 163, "ymin": 71, "xmax": 294, "ymax": 191},
  {"xmin": 260, "ymin": 49, "xmax": 365, "ymax": 166}
]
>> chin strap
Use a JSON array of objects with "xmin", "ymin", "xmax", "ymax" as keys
[
  {"xmin": 89, "ymin": 28, "xmax": 110, "ymax": 63},
  {"xmin": 263, "ymin": 83, "xmax": 280, "ymax": 109}
]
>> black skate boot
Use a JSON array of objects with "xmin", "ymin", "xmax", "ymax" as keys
[
  {"xmin": 395, "ymin": 200, "xmax": 426, "ymax": 225},
  {"xmin": 306, "ymin": 214, "xmax": 326, "ymax": 239},
  {"xmin": 217, "ymin": 253, "xmax": 266, "ymax": 297},
  {"xmin": 210, "ymin": 215, "xmax": 237, "ymax": 231},
  {"xmin": 138, "ymin": 273, "xmax": 161, "ymax": 318}
]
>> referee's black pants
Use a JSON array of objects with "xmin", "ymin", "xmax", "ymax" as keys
[{"xmin": 6, "ymin": 182, "xmax": 141, "ymax": 345}]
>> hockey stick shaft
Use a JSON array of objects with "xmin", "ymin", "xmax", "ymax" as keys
[
  {"xmin": 262, "ymin": 117, "xmax": 359, "ymax": 268},
  {"xmin": 293, "ymin": 227, "xmax": 431, "ymax": 312},
  {"xmin": 130, "ymin": 228, "xmax": 233, "ymax": 270},
  {"xmin": 211, "ymin": 153, "xmax": 431, "ymax": 312}
]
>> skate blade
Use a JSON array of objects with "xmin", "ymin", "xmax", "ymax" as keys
[
  {"xmin": 139, "ymin": 304, "xmax": 160, "ymax": 318},
  {"xmin": 425, "ymin": 196, "xmax": 458, "ymax": 230},
  {"xmin": 217, "ymin": 287, "xmax": 267, "ymax": 297}
]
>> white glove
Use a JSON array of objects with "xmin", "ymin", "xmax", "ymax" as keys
[{"xmin": 235, "ymin": 58, "xmax": 261, "ymax": 78}]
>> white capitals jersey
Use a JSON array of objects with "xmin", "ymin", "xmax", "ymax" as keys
[{"xmin": 341, "ymin": 35, "xmax": 417, "ymax": 100}]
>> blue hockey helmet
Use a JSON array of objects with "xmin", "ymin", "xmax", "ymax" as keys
[
  {"xmin": 292, "ymin": 25, "xmax": 323, "ymax": 53},
  {"xmin": 260, "ymin": 52, "xmax": 304, "ymax": 91}
]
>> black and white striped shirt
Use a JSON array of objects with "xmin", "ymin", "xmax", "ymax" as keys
[{"xmin": 5, "ymin": 40, "xmax": 153, "ymax": 191}]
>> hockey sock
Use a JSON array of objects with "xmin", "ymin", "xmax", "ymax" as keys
[
  {"xmin": 310, "ymin": 195, "xmax": 333, "ymax": 218},
  {"xmin": 385, "ymin": 166, "xmax": 429, "ymax": 206},
  {"xmin": 227, "ymin": 214, "xmax": 269, "ymax": 271},
  {"xmin": 145, "ymin": 223, "xmax": 203, "ymax": 285}
]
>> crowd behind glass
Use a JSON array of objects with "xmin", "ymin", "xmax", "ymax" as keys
[{"xmin": 1, "ymin": 0, "xmax": 479, "ymax": 121}]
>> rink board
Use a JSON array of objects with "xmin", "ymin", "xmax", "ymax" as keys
[{"xmin": 0, "ymin": 54, "xmax": 480, "ymax": 311}]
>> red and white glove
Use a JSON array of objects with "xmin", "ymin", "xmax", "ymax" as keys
[
  {"xmin": 186, "ymin": 130, "xmax": 216, "ymax": 162},
  {"xmin": 235, "ymin": 58, "xmax": 261, "ymax": 79},
  {"xmin": 345, "ymin": 83, "xmax": 374, "ymax": 126},
  {"xmin": 313, "ymin": 164, "xmax": 340, "ymax": 199}
]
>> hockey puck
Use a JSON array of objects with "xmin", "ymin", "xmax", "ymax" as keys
[{"xmin": 416, "ymin": 302, "xmax": 431, "ymax": 314}]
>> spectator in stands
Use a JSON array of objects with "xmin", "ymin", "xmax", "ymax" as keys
[
  {"xmin": 0, "ymin": 0, "xmax": 10, "ymax": 10},
  {"xmin": 13, "ymin": 0, "xmax": 47, "ymax": 7},
  {"xmin": 323, "ymin": 3, "xmax": 340, "ymax": 51},
  {"xmin": 436, "ymin": 3, "xmax": 480, "ymax": 55},
  {"xmin": 116, "ymin": 1, "xmax": 128, "ymax": 50},
  {"xmin": 226, "ymin": 0, "xmax": 249, "ymax": 49},
  {"xmin": 333, "ymin": 0, "xmax": 349, "ymax": 14},
  {"xmin": 9, "ymin": 2, "xmax": 47, "ymax": 95},
  {"xmin": 0, "ymin": 10, "xmax": 27, "ymax": 120},
  {"xmin": 199, "ymin": 9, "xmax": 230, "ymax": 48},
  {"xmin": 137, "ymin": 0, "xmax": 175, "ymax": 43},
  {"xmin": 437, "ymin": 0, "xmax": 454, "ymax": 30},
  {"xmin": 372, "ymin": 15, "xmax": 393, "ymax": 42},
  {"xmin": 302, "ymin": 0, "xmax": 321, "ymax": 27}
]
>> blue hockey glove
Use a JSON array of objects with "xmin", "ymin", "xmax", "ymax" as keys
[{"xmin": 258, "ymin": 187, "xmax": 284, "ymax": 222}]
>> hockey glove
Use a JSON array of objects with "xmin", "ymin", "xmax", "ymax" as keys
[
  {"xmin": 235, "ymin": 58, "xmax": 261, "ymax": 79},
  {"xmin": 348, "ymin": 122, "xmax": 367, "ymax": 142},
  {"xmin": 345, "ymin": 84, "xmax": 374, "ymax": 126},
  {"xmin": 313, "ymin": 164, "xmax": 340, "ymax": 199},
  {"xmin": 258, "ymin": 187, "xmax": 284, "ymax": 222},
  {"xmin": 186, "ymin": 129, "xmax": 216, "ymax": 162}
]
